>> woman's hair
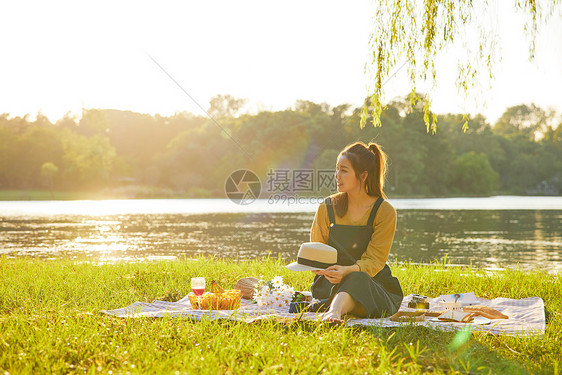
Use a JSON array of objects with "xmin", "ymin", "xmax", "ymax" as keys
[{"xmin": 332, "ymin": 141, "xmax": 388, "ymax": 217}]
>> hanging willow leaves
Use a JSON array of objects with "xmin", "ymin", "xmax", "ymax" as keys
[{"xmin": 363, "ymin": 0, "xmax": 561, "ymax": 133}]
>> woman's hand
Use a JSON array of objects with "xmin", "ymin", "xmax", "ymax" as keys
[{"xmin": 318, "ymin": 264, "xmax": 359, "ymax": 284}]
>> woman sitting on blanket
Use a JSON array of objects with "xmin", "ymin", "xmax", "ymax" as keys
[{"xmin": 310, "ymin": 141, "xmax": 403, "ymax": 323}]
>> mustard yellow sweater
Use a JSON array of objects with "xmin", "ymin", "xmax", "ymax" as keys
[{"xmin": 309, "ymin": 195, "xmax": 397, "ymax": 277}]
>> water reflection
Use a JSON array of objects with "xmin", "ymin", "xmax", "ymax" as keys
[
  {"xmin": 393, "ymin": 210, "xmax": 562, "ymax": 271},
  {"xmin": 1, "ymin": 209, "xmax": 560, "ymax": 271}
]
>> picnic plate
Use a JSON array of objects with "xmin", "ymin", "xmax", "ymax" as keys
[{"xmin": 428, "ymin": 316, "xmax": 491, "ymax": 325}]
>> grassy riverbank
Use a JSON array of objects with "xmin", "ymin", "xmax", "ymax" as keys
[
  {"xmin": 0, "ymin": 188, "xmax": 527, "ymax": 201},
  {"xmin": 1, "ymin": 257, "xmax": 560, "ymax": 374},
  {"xmin": 0, "ymin": 189, "xmax": 99, "ymax": 200},
  {"xmin": 0, "ymin": 187, "xmax": 213, "ymax": 201}
]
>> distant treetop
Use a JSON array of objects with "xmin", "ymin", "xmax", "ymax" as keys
[{"xmin": 363, "ymin": 0, "xmax": 561, "ymax": 133}]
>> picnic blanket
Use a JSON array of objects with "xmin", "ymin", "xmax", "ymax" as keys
[{"xmin": 101, "ymin": 293, "xmax": 545, "ymax": 337}]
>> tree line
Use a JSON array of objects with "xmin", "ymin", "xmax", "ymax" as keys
[{"xmin": 1, "ymin": 95, "xmax": 560, "ymax": 197}]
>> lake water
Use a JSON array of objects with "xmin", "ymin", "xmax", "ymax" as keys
[{"xmin": 1, "ymin": 196, "xmax": 561, "ymax": 272}]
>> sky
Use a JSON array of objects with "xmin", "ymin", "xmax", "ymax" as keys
[{"xmin": 1, "ymin": 0, "xmax": 561, "ymax": 125}]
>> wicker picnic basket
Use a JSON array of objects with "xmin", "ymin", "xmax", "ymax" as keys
[{"xmin": 234, "ymin": 277, "xmax": 261, "ymax": 299}]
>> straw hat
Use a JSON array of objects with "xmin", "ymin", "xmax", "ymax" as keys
[{"xmin": 286, "ymin": 242, "xmax": 338, "ymax": 271}]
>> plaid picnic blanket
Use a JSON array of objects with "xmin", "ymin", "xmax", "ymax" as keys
[{"xmin": 101, "ymin": 293, "xmax": 545, "ymax": 337}]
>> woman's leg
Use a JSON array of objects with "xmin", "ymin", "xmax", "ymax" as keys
[
  {"xmin": 322, "ymin": 291, "xmax": 367, "ymax": 322},
  {"xmin": 328, "ymin": 272, "xmax": 401, "ymax": 319}
]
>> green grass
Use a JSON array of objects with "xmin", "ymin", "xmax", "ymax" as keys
[{"xmin": 0, "ymin": 257, "xmax": 560, "ymax": 374}]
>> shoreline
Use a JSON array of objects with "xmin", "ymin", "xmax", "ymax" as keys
[
  {"xmin": 1, "ymin": 188, "xmax": 560, "ymax": 201},
  {"xmin": 2, "ymin": 254, "xmax": 560, "ymax": 275}
]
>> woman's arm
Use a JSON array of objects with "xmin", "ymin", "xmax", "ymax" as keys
[
  {"xmin": 310, "ymin": 202, "xmax": 329, "ymax": 244},
  {"xmin": 355, "ymin": 201, "xmax": 397, "ymax": 277},
  {"xmin": 310, "ymin": 202, "xmax": 330, "ymax": 276}
]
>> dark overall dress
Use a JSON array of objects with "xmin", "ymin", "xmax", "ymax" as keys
[{"xmin": 310, "ymin": 197, "xmax": 403, "ymax": 318}]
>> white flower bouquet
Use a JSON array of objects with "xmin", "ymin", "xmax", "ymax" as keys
[{"xmin": 253, "ymin": 276, "xmax": 295, "ymax": 308}]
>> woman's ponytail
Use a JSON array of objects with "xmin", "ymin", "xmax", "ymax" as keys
[{"xmin": 367, "ymin": 142, "xmax": 388, "ymax": 199}]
